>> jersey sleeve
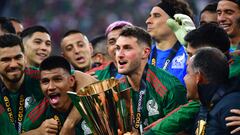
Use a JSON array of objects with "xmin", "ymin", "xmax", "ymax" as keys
[
  {"xmin": 146, "ymin": 100, "xmax": 200, "ymax": 135},
  {"xmin": 22, "ymin": 98, "xmax": 49, "ymax": 132},
  {"xmin": 162, "ymin": 80, "xmax": 187, "ymax": 115}
]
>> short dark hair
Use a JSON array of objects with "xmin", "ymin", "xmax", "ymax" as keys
[
  {"xmin": 219, "ymin": 0, "xmax": 240, "ymax": 7},
  {"xmin": 191, "ymin": 47, "xmax": 229, "ymax": 84},
  {"xmin": 40, "ymin": 56, "xmax": 71, "ymax": 74},
  {"xmin": 200, "ymin": 2, "xmax": 217, "ymax": 15},
  {"xmin": 8, "ymin": 17, "xmax": 22, "ymax": 24},
  {"xmin": 91, "ymin": 35, "xmax": 107, "ymax": 55},
  {"xmin": 62, "ymin": 29, "xmax": 82, "ymax": 38},
  {"xmin": 185, "ymin": 23, "xmax": 230, "ymax": 53},
  {"xmin": 119, "ymin": 25, "xmax": 152, "ymax": 48},
  {"xmin": 20, "ymin": 25, "xmax": 50, "ymax": 39},
  {"xmin": 61, "ymin": 29, "xmax": 89, "ymax": 44},
  {"xmin": 156, "ymin": 0, "xmax": 193, "ymax": 19},
  {"xmin": 0, "ymin": 34, "xmax": 24, "ymax": 52},
  {"xmin": 0, "ymin": 17, "xmax": 16, "ymax": 34}
]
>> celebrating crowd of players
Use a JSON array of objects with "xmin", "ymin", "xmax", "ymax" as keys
[{"xmin": 1, "ymin": 0, "xmax": 240, "ymax": 134}]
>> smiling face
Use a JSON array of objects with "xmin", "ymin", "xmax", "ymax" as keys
[
  {"xmin": 145, "ymin": 6, "xmax": 173, "ymax": 40},
  {"xmin": 23, "ymin": 32, "xmax": 52, "ymax": 67},
  {"xmin": 61, "ymin": 33, "xmax": 93, "ymax": 71},
  {"xmin": 40, "ymin": 68, "xmax": 75, "ymax": 112},
  {"xmin": 217, "ymin": 0, "xmax": 240, "ymax": 38},
  {"xmin": 0, "ymin": 46, "xmax": 25, "ymax": 83}
]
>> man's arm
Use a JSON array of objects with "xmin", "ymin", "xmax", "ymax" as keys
[
  {"xmin": 144, "ymin": 100, "xmax": 200, "ymax": 135},
  {"xmin": 60, "ymin": 70, "xmax": 98, "ymax": 135},
  {"xmin": 22, "ymin": 118, "xmax": 58, "ymax": 135}
]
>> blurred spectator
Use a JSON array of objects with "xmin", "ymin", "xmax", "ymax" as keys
[
  {"xmin": 0, "ymin": 17, "xmax": 15, "ymax": 35},
  {"xmin": 9, "ymin": 17, "xmax": 24, "ymax": 35},
  {"xmin": 1, "ymin": 0, "xmax": 218, "ymax": 54},
  {"xmin": 90, "ymin": 35, "xmax": 111, "ymax": 67},
  {"xmin": 199, "ymin": 2, "xmax": 218, "ymax": 26}
]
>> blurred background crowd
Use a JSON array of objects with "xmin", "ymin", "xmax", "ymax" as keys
[{"xmin": 1, "ymin": 0, "xmax": 217, "ymax": 54}]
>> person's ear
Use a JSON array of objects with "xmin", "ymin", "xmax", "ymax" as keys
[
  {"xmin": 142, "ymin": 47, "xmax": 151, "ymax": 59},
  {"xmin": 69, "ymin": 75, "xmax": 75, "ymax": 88},
  {"xmin": 89, "ymin": 43, "xmax": 93, "ymax": 55},
  {"xmin": 195, "ymin": 71, "xmax": 205, "ymax": 84}
]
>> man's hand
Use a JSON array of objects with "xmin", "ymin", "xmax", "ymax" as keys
[
  {"xmin": 118, "ymin": 128, "xmax": 139, "ymax": 135},
  {"xmin": 167, "ymin": 14, "xmax": 195, "ymax": 46},
  {"xmin": 59, "ymin": 107, "xmax": 81, "ymax": 135},
  {"xmin": 226, "ymin": 109, "xmax": 240, "ymax": 134},
  {"xmin": 38, "ymin": 118, "xmax": 58, "ymax": 135}
]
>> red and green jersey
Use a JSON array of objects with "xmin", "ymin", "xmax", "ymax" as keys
[
  {"xmin": 119, "ymin": 64, "xmax": 187, "ymax": 129},
  {"xmin": 144, "ymin": 55, "xmax": 240, "ymax": 135},
  {"xmin": 22, "ymin": 98, "xmax": 92, "ymax": 135},
  {"xmin": 91, "ymin": 62, "xmax": 122, "ymax": 80},
  {"xmin": 0, "ymin": 67, "xmax": 43, "ymax": 134},
  {"xmin": 145, "ymin": 100, "xmax": 200, "ymax": 135}
]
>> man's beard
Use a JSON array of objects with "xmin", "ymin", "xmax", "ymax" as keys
[
  {"xmin": 1, "ymin": 72, "xmax": 24, "ymax": 83},
  {"xmin": 228, "ymin": 17, "xmax": 240, "ymax": 38}
]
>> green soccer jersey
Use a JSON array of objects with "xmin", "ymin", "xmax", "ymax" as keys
[
  {"xmin": 145, "ymin": 100, "xmax": 200, "ymax": 135},
  {"xmin": 93, "ymin": 62, "xmax": 123, "ymax": 80},
  {"xmin": 0, "ymin": 67, "xmax": 44, "ymax": 134},
  {"xmin": 118, "ymin": 64, "xmax": 187, "ymax": 130},
  {"xmin": 94, "ymin": 63, "xmax": 112, "ymax": 80},
  {"xmin": 230, "ymin": 55, "xmax": 240, "ymax": 78},
  {"xmin": 22, "ymin": 98, "xmax": 92, "ymax": 135},
  {"xmin": 0, "ymin": 104, "xmax": 18, "ymax": 135}
]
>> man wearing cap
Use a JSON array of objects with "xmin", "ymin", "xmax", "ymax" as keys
[{"xmin": 145, "ymin": 0, "xmax": 193, "ymax": 85}]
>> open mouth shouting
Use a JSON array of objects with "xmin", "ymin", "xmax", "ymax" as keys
[
  {"xmin": 118, "ymin": 60, "xmax": 127, "ymax": 68},
  {"xmin": 48, "ymin": 92, "xmax": 61, "ymax": 105}
]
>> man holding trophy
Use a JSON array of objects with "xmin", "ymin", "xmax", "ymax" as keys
[
  {"xmin": 65, "ymin": 25, "xmax": 187, "ymax": 135},
  {"xmin": 115, "ymin": 25, "xmax": 187, "ymax": 134}
]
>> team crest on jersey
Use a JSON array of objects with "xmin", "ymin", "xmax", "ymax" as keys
[
  {"xmin": 24, "ymin": 96, "xmax": 35, "ymax": 109},
  {"xmin": 147, "ymin": 99, "xmax": 159, "ymax": 116},
  {"xmin": 81, "ymin": 120, "xmax": 92, "ymax": 135},
  {"xmin": 172, "ymin": 53, "xmax": 185, "ymax": 69}
]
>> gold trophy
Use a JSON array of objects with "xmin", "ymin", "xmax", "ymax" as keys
[{"xmin": 67, "ymin": 78, "xmax": 132, "ymax": 135}]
